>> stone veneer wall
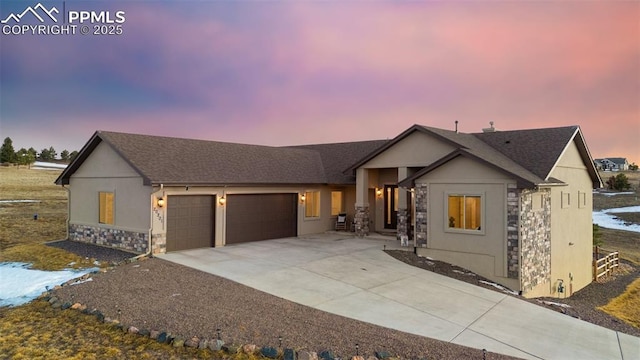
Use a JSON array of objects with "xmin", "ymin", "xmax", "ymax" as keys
[
  {"xmin": 519, "ymin": 189, "xmax": 552, "ymax": 293},
  {"xmin": 414, "ymin": 184, "xmax": 428, "ymax": 247},
  {"xmin": 69, "ymin": 223, "xmax": 148, "ymax": 254},
  {"xmin": 506, "ymin": 184, "xmax": 520, "ymax": 279},
  {"xmin": 151, "ymin": 233, "xmax": 166, "ymax": 254},
  {"xmin": 396, "ymin": 209, "xmax": 409, "ymax": 241},
  {"xmin": 354, "ymin": 205, "xmax": 370, "ymax": 237}
]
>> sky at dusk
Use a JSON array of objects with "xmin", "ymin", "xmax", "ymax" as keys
[{"xmin": 1, "ymin": 1, "xmax": 638, "ymax": 161}]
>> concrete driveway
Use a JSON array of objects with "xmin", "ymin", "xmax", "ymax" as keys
[{"xmin": 158, "ymin": 233, "xmax": 639, "ymax": 360}]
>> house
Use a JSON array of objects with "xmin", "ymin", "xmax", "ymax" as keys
[
  {"xmin": 55, "ymin": 131, "xmax": 386, "ymax": 253},
  {"xmin": 56, "ymin": 124, "xmax": 601, "ymax": 298},
  {"xmin": 594, "ymin": 157, "xmax": 629, "ymax": 171}
]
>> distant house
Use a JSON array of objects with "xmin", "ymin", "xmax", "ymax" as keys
[
  {"xmin": 56, "ymin": 124, "xmax": 602, "ymax": 298},
  {"xmin": 594, "ymin": 157, "xmax": 629, "ymax": 171}
]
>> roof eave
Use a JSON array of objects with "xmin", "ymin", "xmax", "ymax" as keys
[
  {"xmin": 55, "ymin": 131, "xmax": 101, "ymax": 185},
  {"xmin": 343, "ymin": 124, "xmax": 464, "ymax": 175},
  {"xmin": 544, "ymin": 127, "xmax": 603, "ymax": 189},
  {"xmin": 55, "ymin": 131, "xmax": 153, "ymax": 186},
  {"xmin": 398, "ymin": 150, "xmax": 537, "ymax": 189}
]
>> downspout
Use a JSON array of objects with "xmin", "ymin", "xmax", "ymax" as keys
[
  {"xmin": 133, "ymin": 183, "xmax": 163, "ymax": 261},
  {"xmin": 62, "ymin": 184, "xmax": 71, "ymax": 240}
]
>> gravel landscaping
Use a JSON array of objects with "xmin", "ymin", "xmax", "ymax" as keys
[
  {"xmin": 49, "ymin": 240, "xmax": 639, "ymax": 359},
  {"xmin": 50, "ymin": 241, "xmax": 517, "ymax": 359}
]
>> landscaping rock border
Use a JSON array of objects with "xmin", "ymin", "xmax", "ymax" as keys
[{"xmin": 50, "ymin": 256, "xmax": 515, "ymax": 359}]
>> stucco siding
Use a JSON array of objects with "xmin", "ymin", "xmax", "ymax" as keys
[
  {"xmin": 415, "ymin": 156, "xmax": 516, "ymax": 289},
  {"xmin": 545, "ymin": 140, "xmax": 594, "ymax": 297},
  {"xmin": 73, "ymin": 142, "xmax": 140, "ymax": 178},
  {"xmin": 361, "ymin": 131, "xmax": 455, "ymax": 168},
  {"xmin": 68, "ymin": 142, "xmax": 151, "ymax": 232}
]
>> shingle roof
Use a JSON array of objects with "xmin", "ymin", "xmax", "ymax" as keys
[
  {"xmin": 473, "ymin": 126, "xmax": 579, "ymax": 180},
  {"xmin": 413, "ymin": 126, "xmax": 552, "ymax": 187},
  {"xmin": 289, "ymin": 140, "xmax": 388, "ymax": 184},
  {"xmin": 56, "ymin": 131, "xmax": 387, "ymax": 186},
  {"xmin": 606, "ymin": 157, "xmax": 628, "ymax": 165},
  {"xmin": 362, "ymin": 124, "xmax": 599, "ymax": 189}
]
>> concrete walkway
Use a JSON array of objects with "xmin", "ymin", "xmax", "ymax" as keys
[{"xmin": 158, "ymin": 234, "xmax": 639, "ymax": 360}]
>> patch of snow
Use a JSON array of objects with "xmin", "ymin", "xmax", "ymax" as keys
[
  {"xmin": 0, "ymin": 262, "xmax": 97, "ymax": 307},
  {"xmin": 31, "ymin": 161, "xmax": 67, "ymax": 170},
  {"xmin": 452, "ymin": 269, "xmax": 475, "ymax": 276},
  {"xmin": 593, "ymin": 205, "xmax": 640, "ymax": 233},
  {"xmin": 69, "ymin": 278, "xmax": 93, "ymax": 286},
  {"xmin": 599, "ymin": 192, "xmax": 635, "ymax": 197},
  {"xmin": 0, "ymin": 200, "xmax": 41, "ymax": 204},
  {"xmin": 479, "ymin": 280, "xmax": 519, "ymax": 296},
  {"xmin": 538, "ymin": 300, "xmax": 571, "ymax": 308},
  {"xmin": 605, "ymin": 205, "xmax": 640, "ymax": 213}
]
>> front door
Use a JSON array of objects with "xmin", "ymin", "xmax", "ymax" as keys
[{"xmin": 384, "ymin": 185, "xmax": 398, "ymax": 229}]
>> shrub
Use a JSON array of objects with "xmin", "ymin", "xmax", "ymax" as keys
[{"xmin": 606, "ymin": 173, "xmax": 631, "ymax": 191}]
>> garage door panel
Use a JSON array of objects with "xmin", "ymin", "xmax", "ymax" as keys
[
  {"xmin": 226, "ymin": 193, "xmax": 297, "ymax": 244},
  {"xmin": 166, "ymin": 195, "xmax": 214, "ymax": 252}
]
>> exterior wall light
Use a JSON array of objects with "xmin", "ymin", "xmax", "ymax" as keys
[
  {"xmin": 219, "ymin": 196, "xmax": 226, "ymax": 205},
  {"xmin": 157, "ymin": 197, "xmax": 165, "ymax": 208},
  {"xmin": 300, "ymin": 194, "xmax": 306, "ymax": 203},
  {"xmin": 376, "ymin": 188, "xmax": 382, "ymax": 197}
]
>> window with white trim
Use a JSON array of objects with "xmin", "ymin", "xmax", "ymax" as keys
[
  {"xmin": 305, "ymin": 191, "xmax": 320, "ymax": 218},
  {"xmin": 447, "ymin": 194, "xmax": 482, "ymax": 231}
]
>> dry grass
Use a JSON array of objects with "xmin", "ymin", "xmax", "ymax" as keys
[
  {"xmin": 598, "ymin": 278, "xmax": 640, "ymax": 329},
  {"xmin": 0, "ymin": 243, "xmax": 98, "ymax": 271},
  {"xmin": 0, "ymin": 300, "xmax": 218, "ymax": 360},
  {"xmin": 0, "ymin": 167, "xmax": 67, "ymax": 251}
]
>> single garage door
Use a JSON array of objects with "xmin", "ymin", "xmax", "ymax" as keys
[
  {"xmin": 166, "ymin": 195, "xmax": 214, "ymax": 252},
  {"xmin": 226, "ymin": 193, "xmax": 297, "ymax": 244}
]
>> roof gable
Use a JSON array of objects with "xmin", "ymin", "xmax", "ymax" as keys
[
  {"xmin": 352, "ymin": 124, "xmax": 601, "ymax": 189},
  {"xmin": 345, "ymin": 124, "xmax": 463, "ymax": 173}
]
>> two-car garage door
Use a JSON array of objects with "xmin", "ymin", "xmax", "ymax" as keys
[
  {"xmin": 226, "ymin": 193, "xmax": 298, "ymax": 244},
  {"xmin": 166, "ymin": 193, "xmax": 298, "ymax": 251}
]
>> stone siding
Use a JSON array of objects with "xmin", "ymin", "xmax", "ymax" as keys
[
  {"xmin": 69, "ymin": 223, "xmax": 148, "ymax": 254},
  {"xmin": 354, "ymin": 205, "xmax": 369, "ymax": 237},
  {"xmin": 506, "ymin": 185, "xmax": 520, "ymax": 279},
  {"xmin": 519, "ymin": 189, "xmax": 552, "ymax": 293},
  {"xmin": 414, "ymin": 184, "xmax": 428, "ymax": 247},
  {"xmin": 396, "ymin": 208, "xmax": 409, "ymax": 241},
  {"xmin": 151, "ymin": 233, "xmax": 167, "ymax": 254}
]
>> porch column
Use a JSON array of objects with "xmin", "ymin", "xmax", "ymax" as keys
[
  {"xmin": 397, "ymin": 167, "xmax": 409, "ymax": 243},
  {"xmin": 415, "ymin": 183, "xmax": 428, "ymax": 247},
  {"xmin": 354, "ymin": 168, "xmax": 370, "ymax": 237}
]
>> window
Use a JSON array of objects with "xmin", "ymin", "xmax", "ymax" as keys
[
  {"xmin": 330, "ymin": 191, "xmax": 343, "ymax": 216},
  {"xmin": 99, "ymin": 192, "xmax": 114, "ymax": 224},
  {"xmin": 305, "ymin": 191, "xmax": 320, "ymax": 218},
  {"xmin": 447, "ymin": 194, "xmax": 482, "ymax": 231}
]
